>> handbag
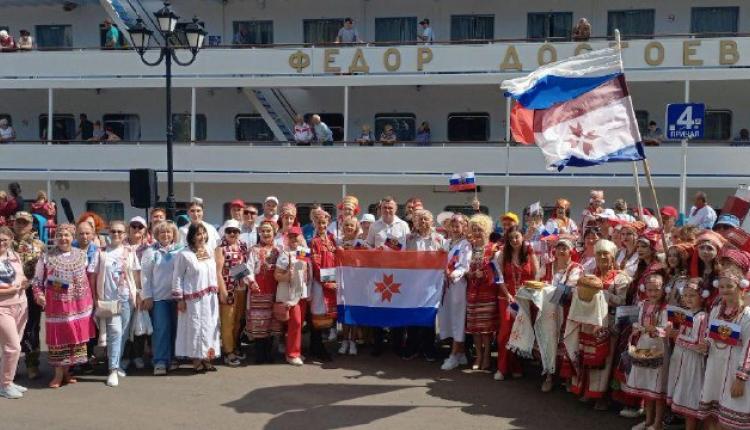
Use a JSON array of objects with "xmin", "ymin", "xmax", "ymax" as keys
[
  {"xmin": 273, "ymin": 302, "xmax": 290, "ymax": 322},
  {"xmin": 95, "ymin": 300, "xmax": 121, "ymax": 319}
]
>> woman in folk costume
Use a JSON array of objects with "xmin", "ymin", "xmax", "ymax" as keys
[
  {"xmin": 581, "ymin": 190, "xmax": 606, "ymax": 229},
  {"xmin": 246, "ymin": 220, "xmax": 281, "ymax": 364},
  {"xmin": 274, "ymin": 202, "xmax": 300, "ymax": 249},
  {"xmin": 691, "ymin": 230, "xmax": 726, "ymax": 310},
  {"xmin": 215, "ymin": 219, "xmax": 251, "ymax": 367},
  {"xmin": 718, "ymin": 248, "xmax": 750, "ymax": 303},
  {"xmin": 497, "ymin": 227, "xmax": 539, "ymax": 381},
  {"xmin": 32, "ymin": 224, "xmax": 95, "ymax": 388},
  {"xmin": 403, "ymin": 210, "xmax": 445, "ymax": 362},
  {"xmin": 664, "ymin": 243, "xmax": 693, "ymax": 306},
  {"xmin": 465, "ymin": 214, "xmax": 502, "ymax": 372},
  {"xmin": 274, "ymin": 225, "xmax": 310, "ymax": 366},
  {"xmin": 623, "ymin": 273, "xmax": 670, "ymax": 430},
  {"xmin": 666, "ymin": 278, "xmax": 709, "ymax": 430},
  {"xmin": 632, "ymin": 230, "xmax": 667, "ymax": 304},
  {"xmin": 309, "ymin": 208, "xmax": 338, "ymax": 362},
  {"xmin": 700, "ymin": 267, "xmax": 750, "ymax": 430},
  {"xmin": 439, "ymin": 214, "xmax": 472, "ymax": 371},
  {"xmin": 568, "ymin": 239, "xmax": 631, "ymax": 410},
  {"xmin": 329, "ymin": 195, "xmax": 360, "ymax": 239},
  {"xmin": 545, "ymin": 198, "xmax": 579, "ymax": 237},
  {"xmin": 617, "ymin": 221, "xmax": 646, "ymax": 279},
  {"xmin": 578, "ymin": 226, "xmax": 601, "ymax": 275},
  {"xmin": 539, "ymin": 238, "xmax": 583, "ymax": 392},
  {"xmin": 172, "ymin": 223, "xmax": 221, "ymax": 373},
  {"xmin": 87, "ymin": 220, "xmax": 141, "ymax": 388}
]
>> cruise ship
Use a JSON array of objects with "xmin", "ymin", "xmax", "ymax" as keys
[{"xmin": 0, "ymin": 0, "xmax": 748, "ymax": 226}]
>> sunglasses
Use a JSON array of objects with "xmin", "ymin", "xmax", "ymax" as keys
[
  {"xmin": 243, "ymin": 210, "xmax": 258, "ymax": 215},
  {"xmin": 130, "ymin": 223, "xmax": 146, "ymax": 230},
  {"xmin": 226, "ymin": 229, "xmax": 240, "ymax": 235},
  {"xmin": 110, "ymin": 230, "xmax": 126, "ymax": 235}
]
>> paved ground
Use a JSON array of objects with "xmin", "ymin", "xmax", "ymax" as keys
[{"xmin": 4, "ymin": 349, "xmax": 636, "ymax": 430}]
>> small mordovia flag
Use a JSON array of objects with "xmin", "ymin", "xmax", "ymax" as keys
[
  {"xmin": 501, "ymin": 47, "xmax": 645, "ymax": 171},
  {"xmin": 336, "ymin": 249, "xmax": 447, "ymax": 327},
  {"xmin": 449, "ymin": 172, "xmax": 477, "ymax": 191}
]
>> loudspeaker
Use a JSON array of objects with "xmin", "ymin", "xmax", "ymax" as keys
[{"xmin": 129, "ymin": 169, "xmax": 158, "ymax": 209}]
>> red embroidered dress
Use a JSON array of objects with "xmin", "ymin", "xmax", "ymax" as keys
[
  {"xmin": 246, "ymin": 244, "xmax": 280, "ymax": 339},
  {"xmin": 311, "ymin": 232, "xmax": 337, "ymax": 328},
  {"xmin": 465, "ymin": 243, "xmax": 500, "ymax": 334}
]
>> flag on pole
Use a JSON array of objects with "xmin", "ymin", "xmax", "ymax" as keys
[
  {"xmin": 336, "ymin": 249, "xmax": 446, "ymax": 327},
  {"xmin": 501, "ymin": 47, "xmax": 645, "ymax": 171},
  {"xmin": 449, "ymin": 172, "xmax": 477, "ymax": 191}
]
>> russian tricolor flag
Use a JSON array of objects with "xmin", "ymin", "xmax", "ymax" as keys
[
  {"xmin": 449, "ymin": 172, "xmax": 477, "ymax": 191},
  {"xmin": 501, "ymin": 48, "xmax": 645, "ymax": 171},
  {"xmin": 336, "ymin": 249, "xmax": 446, "ymax": 327},
  {"xmin": 708, "ymin": 319, "xmax": 741, "ymax": 346}
]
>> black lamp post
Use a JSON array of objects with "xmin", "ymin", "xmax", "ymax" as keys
[{"xmin": 127, "ymin": 2, "xmax": 206, "ymax": 220}]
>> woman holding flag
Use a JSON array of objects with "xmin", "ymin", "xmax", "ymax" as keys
[
  {"xmin": 465, "ymin": 214, "xmax": 502, "ymax": 372},
  {"xmin": 439, "ymin": 214, "xmax": 472, "ymax": 371}
]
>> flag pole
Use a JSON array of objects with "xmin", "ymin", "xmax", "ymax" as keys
[
  {"xmin": 614, "ymin": 29, "xmax": 645, "ymax": 223},
  {"xmin": 615, "ymin": 29, "xmax": 669, "ymax": 252}
]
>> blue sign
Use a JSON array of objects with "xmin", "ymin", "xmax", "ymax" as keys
[{"xmin": 666, "ymin": 103, "xmax": 705, "ymax": 140}]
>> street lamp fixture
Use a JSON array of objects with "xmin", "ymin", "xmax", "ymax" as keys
[{"xmin": 127, "ymin": 1, "xmax": 205, "ymax": 220}]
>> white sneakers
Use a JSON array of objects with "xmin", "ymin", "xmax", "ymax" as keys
[
  {"xmin": 287, "ymin": 357, "xmax": 304, "ymax": 366},
  {"xmin": 106, "ymin": 371, "xmax": 119, "ymax": 387},
  {"xmin": 338, "ymin": 340, "xmax": 358, "ymax": 355},
  {"xmin": 0, "ymin": 384, "xmax": 23, "ymax": 399},
  {"xmin": 441, "ymin": 354, "xmax": 460, "ymax": 370},
  {"xmin": 620, "ymin": 407, "xmax": 645, "ymax": 419},
  {"xmin": 153, "ymin": 364, "xmax": 168, "ymax": 376},
  {"xmin": 494, "ymin": 371, "xmax": 505, "ymax": 381},
  {"xmin": 11, "ymin": 383, "xmax": 27, "ymax": 393}
]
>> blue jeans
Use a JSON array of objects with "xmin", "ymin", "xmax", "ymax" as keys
[
  {"xmin": 105, "ymin": 299, "xmax": 132, "ymax": 371},
  {"xmin": 151, "ymin": 300, "xmax": 177, "ymax": 367}
]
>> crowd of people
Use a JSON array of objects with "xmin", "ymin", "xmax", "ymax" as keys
[{"xmin": 1, "ymin": 188, "xmax": 750, "ymax": 430}]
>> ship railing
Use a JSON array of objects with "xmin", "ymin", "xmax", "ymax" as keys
[
  {"xmin": 8, "ymin": 31, "xmax": 749, "ymax": 52},
  {"xmin": 5, "ymin": 139, "xmax": 744, "ymax": 148}
]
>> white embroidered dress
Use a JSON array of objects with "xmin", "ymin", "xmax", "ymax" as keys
[
  {"xmin": 172, "ymin": 249, "xmax": 221, "ymax": 360},
  {"xmin": 667, "ymin": 310, "xmax": 708, "ymax": 420},
  {"xmin": 438, "ymin": 238, "xmax": 471, "ymax": 342}
]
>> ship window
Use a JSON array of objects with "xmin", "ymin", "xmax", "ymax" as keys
[
  {"xmin": 86, "ymin": 200, "xmax": 124, "ymax": 224},
  {"xmin": 607, "ymin": 9, "xmax": 655, "ymax": 39},
  {"xmin": 691, "ymin": 7, "xmax": 739, "ymax": 35},
  {"xmin": 306, "ymin": 113, "xmax": 344, "ymax": 141},
  {"xmin": 451, "ymin": 15, "xmax": 494, "ymax": 41},
  {"xmin": 375, "ymin": 113, "xmax": 416, "ymax": 141},
  {"xmin": 103, "ymin": 114, "xmax": 141, "ymax": 141},
  {"xmin": 172, "ymin": 114, "xmax": 207, "ymax": 142},
  {"xmin": 697, "ymin": 110, "xmax": 732, "ymax": 141},
  {"xmin": 38, "ymin": 114, "xmax": 75, "ymax": 142},
  {"xmin": 35, "ymin": 25, "xmax": 73, "ymax": 48},
  {"xmin": 527, "ymin": 12, "xmax": 573, "ymax": 41},
  {"xmin": 448, "ymin": 113, "xmax": 490, "ymax": 142},
  {"xmin": 375, "ymin": 17, "xmax": 417, "ymax": 43},
  {"xmin": 98, "ymin": 24, "xmax": 127, "ymax": 48},
  {"xmin": 235, "ymin": 114, "xmax": 274, "ymax": 142},
  {"xmin": 303, "ymin": 19, "xmax": 344, "ymax": 44},
  {"xmin": 444, "ymin": 205, "xmax": 489, "ymax": 216},
  {"xmin": 233, "ymin": 21, "xmax": 274, "ymax": 45},
  {"xmin": 635, "ymin": 110, "xmax": 649, "ymax": 136}
]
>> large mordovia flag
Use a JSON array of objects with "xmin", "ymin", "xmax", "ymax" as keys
[
  {"xmin": 502, "ymin": 47, "xmax": 645, "ymax": 171},
  {"xmin": 336, "ymin": 249, "xmax": 447, "ymax": 327}
]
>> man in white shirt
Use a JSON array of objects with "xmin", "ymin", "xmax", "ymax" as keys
[
  {"xmin": 418, "ymin": 19, "xmax": 434, "ymax": 44},
  {"xmin": 178, "ymin": 198, "xmax": 221, "ymax": 251},
  {"xmin": 687, "ymin": 191, "xmax": 717, "ymax": 229},
  {"xmin": 239, "ymin": 204, "xmax": 259, "ymax": 247},
  {"xmin": 255, "ymin": 196, "xmax": 280, "ymax": 227},
  {"xmin": 366, "ymin": 196, "xmax": 410, "ymax": 250}
]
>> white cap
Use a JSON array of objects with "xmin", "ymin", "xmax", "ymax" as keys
[
  {"xmin": 360, "ymin": 213, "xmax": 375, "ymax": 223},
  {"xmin": 129, "ymin": 216, "xmax": 147, "ymax": 228},
  {"xmin": 265, "ymin": 196, "xmax": 279, "ymax": 205},
  {"xmin": 436, "ymin": 211, "xmax": 454, "ymax": 226},
  {"xmin": 222, "ymin": 219, "xmax": 241, "ymax": 232}
]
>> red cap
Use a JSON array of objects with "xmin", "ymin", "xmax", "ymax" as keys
[
  {"xmin": 230, "ymin": 199, "xmax": 246, "ymax": 208},
  {"xmin": 660, "ymin": 206, "xmax": 678, "ymax": 218},
  {"xmin": 288, "ymin": 226, "xmax": 303, "ymax": 236}
]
